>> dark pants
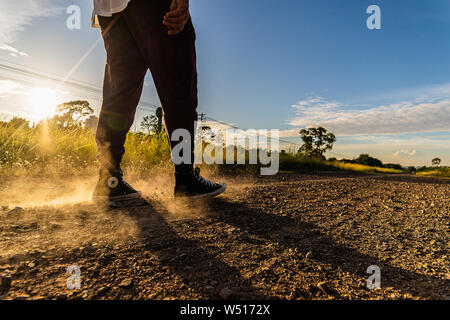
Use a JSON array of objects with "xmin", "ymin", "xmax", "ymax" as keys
[{"xmin": 96, "ymin": 0, "xmax": 198, "ymax": 172}]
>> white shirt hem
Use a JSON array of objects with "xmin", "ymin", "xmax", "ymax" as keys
[{"xmin": 91, "ymin": 0, "xmax": 132, "ymax": 28}]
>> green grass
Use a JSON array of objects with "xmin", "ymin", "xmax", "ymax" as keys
[
  {"xmin": 0, "ymin": 120, "xmax": 422, "ymax": 177},
  {"xmin": 416, "ymin": 166, "xmax": 450, "ymax": 178},
  {"xmin": 0, "ymin": 121, "xmax": 170, "ymax": 176},
  {"xmin": 278, "ymin": 154, "xmax": 403, "ymax": 174},
  {"xmin": 1, "ymin": 122, "xmax": 96, "ymax": 175},
  {"xmin": 328, "ymin": 160, "xmax": 403, "ymax": 174}
]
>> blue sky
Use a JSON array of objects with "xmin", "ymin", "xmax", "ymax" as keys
[{"xmin": 0, "ymin": 0, "xmax": 449, "ymax": 165}]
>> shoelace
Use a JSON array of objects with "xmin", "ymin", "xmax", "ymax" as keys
[
  {"xmin": 115, "ymin": 171, "xmax": 135, "ymax": 191},
  {"xmin": 121, "ymin": 179, "xmax": 135, "ymax": 190},
  {"xmin": 193, "ymin": 167, "xmax": 216, "ymax": 188}
]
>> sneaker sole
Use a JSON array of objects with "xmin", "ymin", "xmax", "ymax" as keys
[
  {"xmin": 92, "ymin": 191, "xmax": 142, "ymax": 203},
  {"xmin": 175, "ymin": 183, "xmax": 227, "ymax": 200}
]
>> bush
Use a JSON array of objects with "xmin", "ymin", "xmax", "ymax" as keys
[
  {"xmin": 384, "ymin": 163, "xmax": 404, "ymax": 171},
  {"xmin": 354, "ymin": 154, "xmax": 383, "ymax": 168}
]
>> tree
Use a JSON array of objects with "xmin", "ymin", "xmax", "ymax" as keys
[
  {"xmin": 140, "ymin": 108, "xmax": 164, "ymax": 135},
  {"xmin": 341, "ymin": 158, "xmax": 356, "ymax": 164},
  {"xmin": 140, "ymin": 115, "xmax": 159, "ymax": 135},
  {"xmin": 406, "ymin": 166, "xmax": 416, "ymax": 174},
  {"xmin": 155, "ymin": 107, "xmax": 163, "ymax": 133},
  {"xmin": 355, "ymin": 154, "xmax": 383, "ymax": 167},
  {"xmin": 298, "ymin": 127, "xmax": 336, "ymax": 159},
  {"xmin": 384, "ymin": 163, "xmax": 403, "ymax": 170},
  {"xmin": 6, "ymin": 117, "xmax": 30, "ymax": 129},
  {"xmin": 52, "ymin": 100, "xmax": 93, "ymax": 129},
  {"xmin": 431, "ymin": 158, "xmax": 441, "ymax": 167},
  {"xmin": 201, "ymin": 125, "xmax": 216, "ymax": 143}
]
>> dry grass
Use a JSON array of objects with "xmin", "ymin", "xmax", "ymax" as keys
[
  {"xmin": 1, "ymin": 120, "xmax": 415, "ymax": 178},
  {"xmin": 416, "ymin": 167, "xmax": 450, "ymax": 178},
  {"xmin": 329, "ymin": 161, "xmax": 403, "ymax": 174},
  {"xmin": 0, "ymin": 120, "xmax": 171, "ymax": 177}
]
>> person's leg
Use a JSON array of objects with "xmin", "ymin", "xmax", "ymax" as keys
[
  {"xmin": 122, "ymin": 0, "xmax": 198, "ymax": 174},
  {"xmin": 96, "ymin": 14, "xmax": 148, "ymax": 172},
  {"xmin": 93, "ymin": 13, "xmax": 148, "ymax": 201},
  {"xmin": 120, "ymin": 0, "xmax": 226, "ymax": 199}
]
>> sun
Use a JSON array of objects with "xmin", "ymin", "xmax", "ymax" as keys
[{"xmin": 27, "ymin": 87, "xmax": 59, "ymax": 120}]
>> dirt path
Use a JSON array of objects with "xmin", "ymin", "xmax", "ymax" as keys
[{"xmin": 0, "ymin": 172, "xmax": 448, "ymax": 300}]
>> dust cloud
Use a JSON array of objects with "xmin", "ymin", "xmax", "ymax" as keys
[{"xmin": 0, "ymin": 172, "xmax": 245, "ymax": 260}]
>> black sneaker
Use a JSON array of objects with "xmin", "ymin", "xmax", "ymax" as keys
[
  {"xmin": 174, "ymin": 167, "xmax": 226, "ymax": 199},
  {"xmin": 92, "ymin": 169, "xmax": 142, "ymax": 203}
]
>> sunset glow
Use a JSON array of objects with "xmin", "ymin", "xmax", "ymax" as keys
[{"xmin": 27, "ymin": 87, "xmax": 59, "ymax": 120}]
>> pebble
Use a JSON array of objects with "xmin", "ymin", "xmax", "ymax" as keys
[
  {"xmin": 118, "ymin": 279, "xmax": 133, "ymax": 289},
  {"xmin": 219, "ymin": 287, "xmax": 232, "ymax": 299},
  {"xmin": 9, "ymin": 254, "xmax": 26, "ymax": 263},
  {"xmin": 7, "ymin": 207, "xmax": 24, "ymax": 214},
  {"xmin": 0, "ymin": 275, "xmax": 12, "ymax": 292},
  {"xmin": 317, "ymin": 281, "xmax": 331, "ymax": 294}
]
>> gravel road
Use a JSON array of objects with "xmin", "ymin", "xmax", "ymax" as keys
[{"xmin": 0, "ymin": 172, "xmax": 448, "ymax": 300}]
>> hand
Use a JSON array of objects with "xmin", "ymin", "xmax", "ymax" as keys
[{"xmin": 163, "ymin": 0, "xmax": 190, "ymax": 36}]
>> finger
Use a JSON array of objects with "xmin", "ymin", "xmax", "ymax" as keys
[
  {"xmin": 163, "ymin": 21, "xmax": 186, "ymax": 31},
  {"xmin": 163, "ymin": 13, "xmax": 188, "ymax": 24},
  {"xmin": 163, "ymin": 14, "xmax": 188, "ymax": 27},
  {"xmin": 165, "ymin": 7, "xmax": 188, "ymax": 17},
  {"xmin": 166, "ymin": 7, "xmax": 187, "ymax": 15},
  {"xmin": 164, "ymin": 10, "xmax": 188, "ymax": 20},
  {"xmin": 169, "ymin": 0, "xmax": 177, "ymax": 11}
]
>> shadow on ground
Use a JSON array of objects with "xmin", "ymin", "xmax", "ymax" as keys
[{"xmin": 117, "ymin": 193, "xmax": 448, "ymax": 300}]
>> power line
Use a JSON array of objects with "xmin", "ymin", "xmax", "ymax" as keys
[
  {"xmin": 0, "ymin": 60, "xmax": 159, "ymax": 111},
  {"xmin": 0, "ymin": 58, "xmax": 102, "ymax": 90},
  {"xmin": 203, "ymin": 115, "xmax": 356, "ymax": 158},
  {"xmin": 204, "ymin": 115, "xmax": 303, "ymax": 147},
  {"xmin": 58, "ymin": 37, "xmax": 103, "ymax": 90},
  {"xmin": 0, "ymin": 61, "xmax": 354, "ymax": 158}
]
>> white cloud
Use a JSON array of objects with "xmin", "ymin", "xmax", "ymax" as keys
[
  {"xmin": 0, "ymin": 0, "xmax": 63, "ymax": 56},
  {"xmin": 278, "ymin": 128, "xmax": 302, "ymax": 138},
  {"xmin": 0, "ymin": 79, "xmax": 28, "ymax": 97},
  {"xmin": 393, "ymin": 149, "xmax": 416, "ymax": 157},
  {"xmin": 200, "ymin": 120, "xmax": 235, "ymax": 131},
  {"xmin": 0, "ymin": 44, "xmax": 29, "ymax": 57},
  {"xmin": 372, "ymin": 83, "xmax": 450, "ymax": 104},
  {"xmin": 0, "ymin": 110, "xmax": 30, "ymax": 122},
  {"xmin": 288, "ymin": 96, "xmax": 450, "ymax": 135}
]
